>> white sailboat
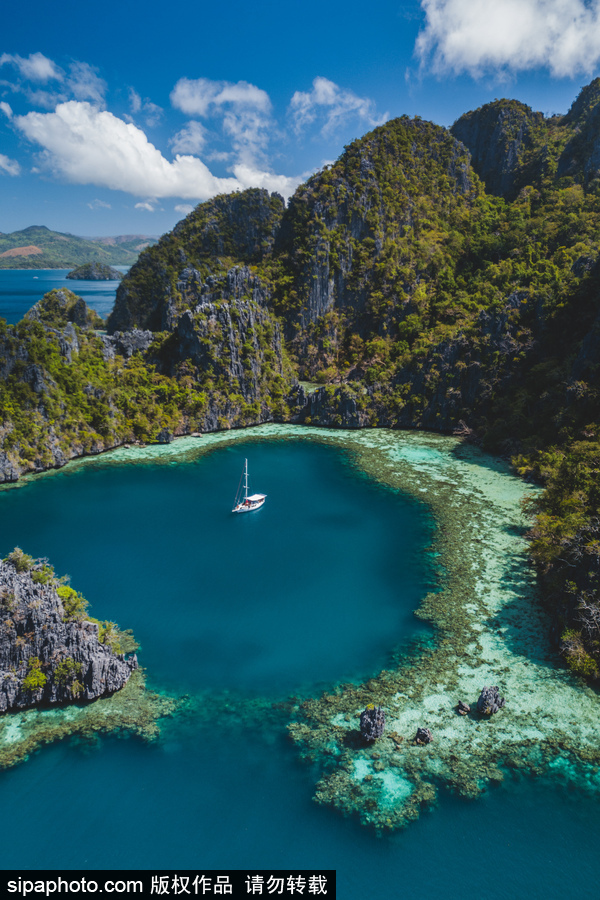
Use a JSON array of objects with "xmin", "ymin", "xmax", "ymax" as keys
[{"xmin": 232, "ymin": 458, "xmax": 266, "ymax": 513}]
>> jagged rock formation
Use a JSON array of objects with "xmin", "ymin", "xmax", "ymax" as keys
[
  {"xmin": 108, "ymin": 189, "xmax": 284, "ymax": 333},
  {"xmin": 0, "ymin": 270, "xmax": 290, "ymax": 482},
  {"xmin": 101, "ymin": 329, "xmax": 154, "ymax": 361},
  {"xmin": 360, "ymin": 705, "xmax": 385, "ymax": 741},
  {"xmin": 477, "ymin": 686, "xmax": 505, "ymax": 715},
  {"xmin": 24, "ymin": 288, "xmax": 104, "ymax": 331},
  {"xmin": 415, "ymin": 727, "xmax": 433, "ymax": 744},
  {"xmin": 556, "ymin": 79, "xmax": 600, "ymax": 183},
  {"xmin": 274, "ymin": 117, "xmax": 477, "ymax": 340},
  {"xmin": 0, "ymin": 553, "xmax": 137, "ymax": 712},
  {"xmin": 67, "ymin": 263, "xmax": 123, "ymax": 281},
  {"xmin": 451, "ymin": 100, "xmax": 546, "ymax": 199}
]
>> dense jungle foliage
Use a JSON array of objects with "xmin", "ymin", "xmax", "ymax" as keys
[{"xmin": 3, "ymin": 80, "xmax": 600, "ymax": 678}]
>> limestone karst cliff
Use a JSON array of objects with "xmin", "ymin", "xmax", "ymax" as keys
[{"xmin": 0, "ymin": 550, "xmax": 137, "ymax": 712}]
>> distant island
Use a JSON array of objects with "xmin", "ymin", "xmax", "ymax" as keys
[
  {"xmin": 0, "ymin": 225, "xmax": 157, "ymax": 269},
  {"xmin": 67, "ymin": 262, "xmax": 123, "ymax": 281}
]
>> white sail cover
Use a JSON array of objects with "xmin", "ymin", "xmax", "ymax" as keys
[{"xmin": 246, "ymin": 493, "xmax": 266, "ymax": 501}]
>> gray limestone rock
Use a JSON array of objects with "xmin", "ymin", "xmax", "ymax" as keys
[
  {"xmin": 360, "ymin": 705, "xmax": 385, "ymax": 741},
  {"xmin": 0, "ymin": 556, "xmax": 137, "ymax": 713},
  {"xmin": 415, "ymin": 727, "xmax": 433, "ymax": 744},
  {"xmin": 477, "ymin": 685, "xmax": 505, "ymax": 715},
  {"xmin": 100, "ymin": 329, "xmax": 154, "ymax": 361}
]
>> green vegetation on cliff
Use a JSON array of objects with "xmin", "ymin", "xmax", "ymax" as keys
[
  {"xmin": 0, "ymin": 226, "xmax": 155, "ymax": 269},
  {"xmin": 67, "ymin": 263, "xmax": 123, "ymax": 281}
]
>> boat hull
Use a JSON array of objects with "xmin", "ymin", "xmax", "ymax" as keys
[{"xmin": 232, "ymin": 497, "xmax": 266, "ymax": 514}]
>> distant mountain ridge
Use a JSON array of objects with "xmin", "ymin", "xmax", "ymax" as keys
[{"xmin": 0, "ymin": 225, "xmax": 157, "ymax": 269}]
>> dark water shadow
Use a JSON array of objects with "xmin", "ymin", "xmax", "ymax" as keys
[{"xmin": 483, "ymin": 549, "xmax": 559, "ymax": 672}]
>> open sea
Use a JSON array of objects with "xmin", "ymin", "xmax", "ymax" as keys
[
  {"xmin": 1, "ymin": 272, "xmax": 600, "ymax": 897},
  {"xmin": 0, "ymin": 268, "xmax": 127, "ymax": 324}
]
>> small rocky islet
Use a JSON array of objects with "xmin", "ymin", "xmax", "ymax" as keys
[
  {"xmin": 0, "ymin": 546, "xmax": 175, "ymax": 769},
  {"xmin": 0, "ymin": 548, "xmax": 137, "ymax": 714},
  {"xmin": 66, "ymin": 262, "xmax": 123, "ymax": 281}
]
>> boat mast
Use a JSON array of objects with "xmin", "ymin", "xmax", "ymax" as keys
[{"xmin": 244, "ymin": 458, "xmax": 248, "ymax": 501}]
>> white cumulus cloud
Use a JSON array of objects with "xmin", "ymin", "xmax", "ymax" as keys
[
  {"xmin": 0, "ymin": 101, "xmax": 12, "ymax": 118},
  {"xmin": 289, "ymin": 77, "xmax": 387, "ymax": 136},
  {"xmin": 171, "ymin": 77, "xmax": 274, "ymax": 167},
  {"xmin": 0, "ymin": 153, "xmax": 20, "ymax": 176},
  {"xmin": 415, "ymin": 0, "xmax": 600, "ymax": 78},
  {"xmin": 14, "ymin": 101, "xmax": 241, "ymax": 200},
  {"xmin": 2, "ymin": 56, "xmax": 107, "ymax": 110},
  {"xmin": 13, "ymin": 100, "xmax": 301, "ymax": 201},
  {"xmin": 170, "ymin": 120, "xmax": 207, "ymax": 155},
  {"xmin": 171, "ymin": 78, "xmax": 271, "ymax": 117},
  {"xmin": 0, "ymin": 52, "xmax": 62, "ymax": 82},
  {"xmin": 174, "ymin": 203, "xmax": 195, "ymax": 215},
  {"xmin": 232, "ymin": 163, "xmax": 304, "ymax": 198}
]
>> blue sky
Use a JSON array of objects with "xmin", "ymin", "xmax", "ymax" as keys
[{"xmin": 1, "ymin": 0, "xmax": 599, "ymax": 237}]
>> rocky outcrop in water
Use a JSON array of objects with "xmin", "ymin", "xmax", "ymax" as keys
[
  {"xmin": 67, "ymin": 263, "xmax": 123, "ymax": 281},
  {"xmin": 0, "ymin": 553, "xmax": 137, "ymax": 712},
  {"xmin": 360, "ymin": 705, "xmax": 385, "ymax": 741},
  {"xmin": 477, "ymin": 686, "xmax": 505, "ymax": 715},
  {"xmin": 415, "ymin": 727, "xmax": 433, "ymax": 744}
]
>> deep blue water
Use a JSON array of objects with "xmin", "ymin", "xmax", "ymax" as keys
[
  {"xmin": 0, "ymin": 268, "xmax": 127, "ymax": 323},
  {"xmin": 0, "ymin": 441, "xmax": 434, "ymax": 696}
]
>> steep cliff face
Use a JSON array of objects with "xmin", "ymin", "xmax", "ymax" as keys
[
  {"xmin": 557, "ymin": 79, "xmax": 600, "ymax": 183},
  {"xmin": 0, "ymin": 552, "xmax": 137, "ymax": 713},
  {"xmin": 451, "ymin": 100, "xmax": 546, "ymax": 199},
  {"xmin": 451, "ymin": 81, "xmax": 600, "ymax": 199},
  {"xmin": 0, "ymin": 269, "xmax": 292, "ymax": 483},
  {"xmin": 274, "ymin": 117, "xmax": 478, "ymax": 338},
  {"xmin": 108, "ymin": 188, "xmax": 284, "ymax": 333},
  {"xmin": 158, "ymin": 274, "xmax": 283, "ymax": 397}
]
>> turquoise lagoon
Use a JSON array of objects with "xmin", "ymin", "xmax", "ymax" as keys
[{"xmin": 0, "ymin": 427, "xmax": 600, "ymax": 899}]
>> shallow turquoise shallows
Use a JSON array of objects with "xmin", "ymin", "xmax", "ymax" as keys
[{"xmin": 0, "ymin": 268, "xmax": 126, "ymax": 323}]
